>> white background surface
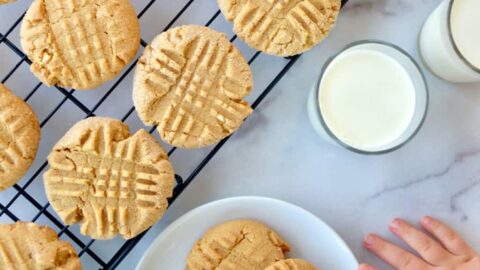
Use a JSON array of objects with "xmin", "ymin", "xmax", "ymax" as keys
[{"xmin": 1, "ymin": 0, "xmax": 479, "ymax": 269}]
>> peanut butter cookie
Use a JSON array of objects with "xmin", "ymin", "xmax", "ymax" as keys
[
  {"xmin": 264, "ymin": 259, "xmax": 318, "ymax": 270},
  {"xmin": 186, "ymin": 219, "xmax": 290, "ymax": 270},
  {"xmin": 133, "ymin": 25, "xmax": 253, "ymax": 148},
  {"xmin": 44, "ymin": 117, "xmax": 174, "ymax": 239},
  {"xmin": 0, "ymin": 0, "xmax": 15, "ymax": 5},
  {"xmin": 21, "ymin": 0, "xmax": 140, "ymax": 90},
  {"xmin": 0, "ymin": 222, "xmax": 82, "ymax": 270},
  {"xmin": 218, "ymin": 0, "xmax": 341, "ymax": 56},
  {"xmin": 0, "ymin": 83, "xmax": 40, "ymax": 191}
]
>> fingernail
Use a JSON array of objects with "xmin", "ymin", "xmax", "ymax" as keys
[
  {"xmin": 422, "ymin": 216, "xmax": 433, "ymax": 227},
  {"xmin": 358, "ymin": 264, "xmax": 370, "ymax": 270},
  {"xmin": 389, "ymin": 218, "xmax": 402, "ymax": 232},
  {"xmin": 364, "ymin": 234, "xmax": 376, "ymax": 246}
]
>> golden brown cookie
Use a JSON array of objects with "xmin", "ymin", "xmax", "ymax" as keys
[
  {"xmin": 20, "ymin": 0, "xmax": 140, "ymax": 90},
  {"xmin": 218, "ymin": 0, "xmax": 341, "ymax": 56},
  {"xmin": 133, "ymin": 25, "xmax": 253, "ymax": 148},
  {"xmin": 0, "ymin": 222, "xmax": 82, "ymax": 270},
  {"xmin": 264, "ymin": 259, "xmax": 318, "ymax": 270},
  {"xmin": 44, "ymin": 117, "xmax": 175, "ymax": 239},
  {"xmin": 0, "ymin": 84, "xmax": 40, "ymax": 191},
  {"xmin": 186, "ymin": 219, "xmax": 290, "ymax": 270},
  {"xmin": 0, "ymin": 0, "xmax": 15, "ymax": 4}
]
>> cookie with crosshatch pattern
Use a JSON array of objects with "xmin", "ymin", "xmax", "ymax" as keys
[
  {"xmin": 186, "ymin": 219, "xmax": 290, "ymax": 270},
  {"xmin": 0, "ymin": 83, "xmax": 40, "ymax": 191},
  {"xmin": 44, "ymin": 117, "xmax": 174, "ymax": 239},
  {"xmin": 264, "ymin": 259, "xmax": 319, "ymax": 270},
  {"xmin": 20, "ymin": 0, "xmax": 140, "ymax": 90},
  {"xmin": 217, "ymin": 0, "xmax": 341, "ymax": 57},
  {"xmin": 0, "ymin": 222, "xmax": 82, "ymax": 269},
  {"xmin": 133, "ymin": 25, "xmax": 253, "ymax": 148}
]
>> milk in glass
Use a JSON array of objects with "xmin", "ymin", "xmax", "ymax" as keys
[{"xmin": 419, "ymin": 0, "xmax": 480, "ymax": 82}]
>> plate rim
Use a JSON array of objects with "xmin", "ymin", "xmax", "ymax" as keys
[{"xmin": 136, "ymin": 196, "xmax": 359, "ymax": 270}]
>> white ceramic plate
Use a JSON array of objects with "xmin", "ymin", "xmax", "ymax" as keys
[{"xmin": 136, "ymin": 196, "xmax": 358, "ymax": 270}]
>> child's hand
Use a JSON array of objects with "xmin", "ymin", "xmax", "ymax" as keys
[{"xmin": 359, "ymin": 216, "xmax": 479, "ymax": 270}]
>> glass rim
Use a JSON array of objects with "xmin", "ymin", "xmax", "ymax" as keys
[
  {"xmin": 447, "ymin": 0, "xmax": 480, "ymax": 74},
  {"xmin": 314, "ymin": 40, "xmax": 429, "ymax": 155}
]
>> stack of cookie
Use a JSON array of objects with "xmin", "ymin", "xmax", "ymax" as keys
[
  {"xmin": 0, "ymin": 0, "xmax": 342, "ymax": 268},
  {"xmin": 185, "ymin": 220, "xmax": 320, "ymax": 270}
]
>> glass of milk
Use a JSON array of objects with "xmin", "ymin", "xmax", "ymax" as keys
[
  {"xmin": 419, "ymin": 0, "xmax": 480, "ymax": 83},
  {"xmin": 308, "ymin": 40, "xmax": 428, "ymax": 154}
]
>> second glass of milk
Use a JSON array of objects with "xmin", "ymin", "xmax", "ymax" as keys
[
  {"xmin": 308, "ymin": 41, "xmax": 428, "ymax": 154},
  {"xmin": 419, "ymin": 0, "xmax": 480, "ymax": 83}
]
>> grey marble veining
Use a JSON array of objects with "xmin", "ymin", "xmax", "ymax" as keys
[
  {"xmin": 144, "ymin": 1, "xmax": 479, "ymax": 269},
  {"xmin": 342, "ymin": 0, "xmax": 426, "ymax": 17},
  {"xmin": 125, "ymin": 0, "xmax": 479, "ymax": 269},
  {"xmin": 367, "ymin": 149, "xmax": 480, "ymax": 200}
]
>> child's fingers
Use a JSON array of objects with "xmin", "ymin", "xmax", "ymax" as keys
[
  {"xmin": 358, "ymin": 263, "xmax": 377, "ymax": 270},
  {"xmin": 421, "ymin": 216, "xmax": 475, "ymax": 256},
  {"xmin": 389, "ymin": 218, "xmax": 452, "ymax": 265},
  {"xmin": 364, "ymin": 234, "xmax": 432, "ymax": 270}
]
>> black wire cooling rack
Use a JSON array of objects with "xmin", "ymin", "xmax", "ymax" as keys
[{"xmin": 0, "ymin": 0, "xmax": 349, "ymax": 269}]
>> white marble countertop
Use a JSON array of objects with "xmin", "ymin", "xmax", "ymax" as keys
[{"xmin": 1, "ymin": 0, "xmax": 479, "ymax": 269}]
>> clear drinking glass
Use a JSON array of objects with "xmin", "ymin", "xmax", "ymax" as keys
[
  {"xmin": 307, "ymin": 40, "xmax": 429, "ymax": 155},
  {"xmin": 419, "ymin": 0, "xmax": 480, "ymax": 83}
]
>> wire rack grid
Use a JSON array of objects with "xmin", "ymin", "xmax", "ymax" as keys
[{"xmin": 0, "ymin": 0, "xmax": 348, "ymax": 269}]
